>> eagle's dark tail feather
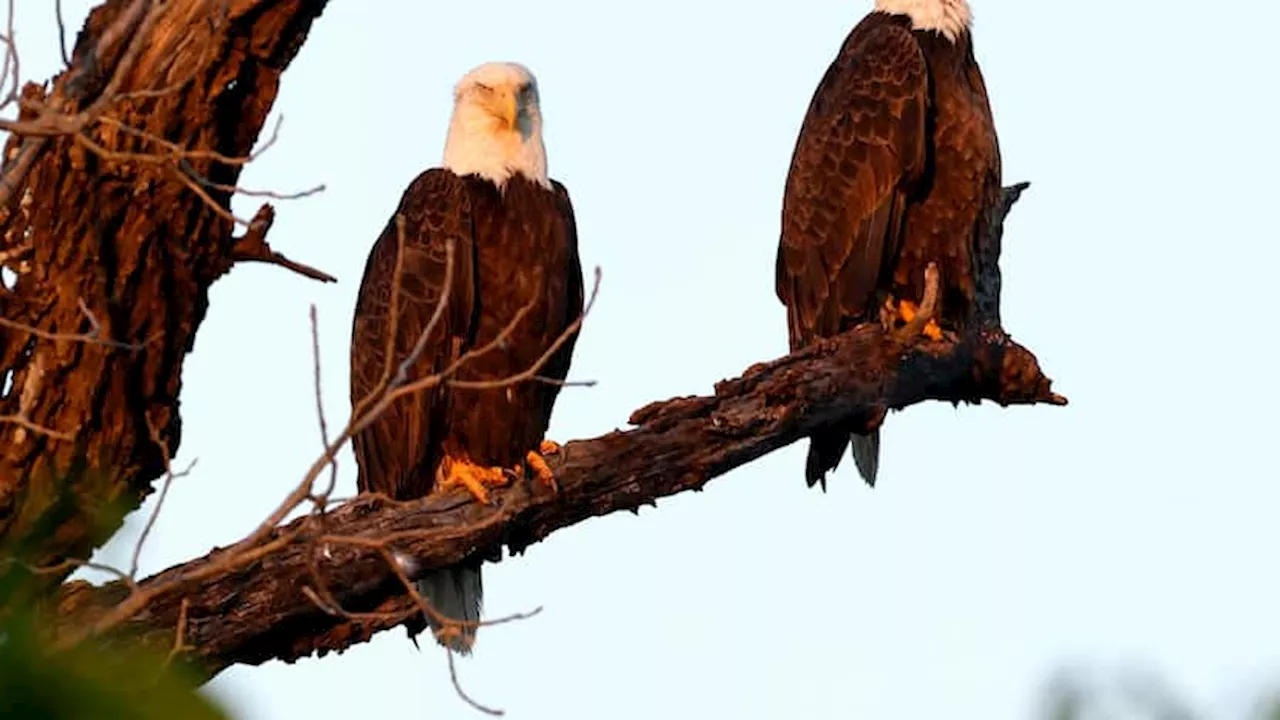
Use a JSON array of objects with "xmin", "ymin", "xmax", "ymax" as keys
[
  {"xmin": 416, "ymin": 560, "xmax": 483, "ymax": 655},
  {"xmin": 849, "ymin": 429, "xmax": 880, "ymax": 487},
  {"xmin": 805, "ymin": 424, "xmax": 879, "ymax": 489}
]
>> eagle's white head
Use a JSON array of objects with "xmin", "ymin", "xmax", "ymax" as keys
[
  {"xmin": 442, "ymin": 61, "xmax": 550, "ymax": 189},
  {"xmin": 875, "ymin": 0, "xmax": 971, "ymax": 42}
]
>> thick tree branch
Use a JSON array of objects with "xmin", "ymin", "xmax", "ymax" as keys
[{"xmin": 50, "ymin": 185, "xmax": 1065, "ymax": 679}]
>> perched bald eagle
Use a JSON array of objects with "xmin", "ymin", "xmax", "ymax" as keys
[
  {"xmin": 775, "ymin": 0, "xmax": 1002, "ymax": 488},
  {"xmin": 350, "ymin": 62, "xmax": 584, "ymax": 653}
]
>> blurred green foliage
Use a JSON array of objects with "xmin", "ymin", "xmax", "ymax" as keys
[
  {"xmin": 0, "ymin": 483, "xmax": 230, "ymax": 720},
  {"xmin": 0, "ymin": 606, "xmax": 230, "ymax": 720}
]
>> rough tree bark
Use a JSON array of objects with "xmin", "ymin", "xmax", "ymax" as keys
[
  {"xmin": 0, "ymin": 0, "xmax": 332, "ymax": 586},
  {"xmin": 47, "ymin": 184, "xmax": 1065, "ymax": 681}
]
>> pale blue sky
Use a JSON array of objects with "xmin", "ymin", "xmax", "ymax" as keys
[{"xmin": 14, "ymin": 1, "xmax": 1280, "ymax": 718}]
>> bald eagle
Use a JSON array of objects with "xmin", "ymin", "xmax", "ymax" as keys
[
  {"xmin": 775, "ymin": 0, "xmax": 1002, "ymax": 488},
  {"xmin": 350, "ymin": 62, "xmax": 584, "ymax": 653}
]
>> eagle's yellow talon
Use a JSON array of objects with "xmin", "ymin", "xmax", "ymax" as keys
[
  {"xmin": 898, "ymin": 299, "xmax": 943, "ymax": 341},
  {"xmin": 525, "ymin": 443, "xmax": 560, "ymax": 493},
  {"xmin": 922, "ymin": 319, "xmax": 943, "ymax": 341},
  {"xmin": 438, "ymin": 458, "xmax": 510, "ymax": 505},
  {"xmin": 898, "ymin": 299, "xmax": 919, "ymax": 323}
]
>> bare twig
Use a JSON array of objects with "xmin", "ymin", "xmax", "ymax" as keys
[
  {"xmin": 0, "ymin": 298, "xmax": 149, "ymax": 350},
  {"xmin": 0, "ymin": 412, "xmax": 74, "ymax": 440},
  {"xmin": 361, "ymin": 212, "xmax": 414, "ymax": 411},
  {"xmin": 447, "ymin": 267, "xmax": 600, "ymax": 391},
  {"xmin": 389, "ymin": 234, "xmax": 455, "ymax": 387},
  {"xmin": 1, "ymin": 0, "xmax": 19, "ymax": 112},
  {"xmin": 54, "ymin": 0, "xmax": 71, "ymax": 68},
  {"xmin": 309, "ymin": 305, "xmax": 338, "ymax": 501},
  {"xmin": 448, "ymin": 649, "xmax": 503, "ymax": 717},
  {"xmin": 2, "ymin": 556, "xmax": 134, "ymax": 587},
  {"xmin": 227, "ymin": 204, "xmax": 336, "ymax": 283},
  {"xmin": 131, "ymin": 415, "xmax": 197, "ymax": 580}
]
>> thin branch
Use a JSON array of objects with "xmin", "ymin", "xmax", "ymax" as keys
[
  {"xmin": 54, "ymin": 0, "xmax": 71, "ymax": 68},
  {"xmin": 310, "ymin": 305, "xmax": 338, "ymax": 501},
  {"xmin": 362, "ymin": 212, "xmax": 413, "ymax": 414},
  {"xmin": 166, "ymin": 598, "xmax": 192, "ymax": 665},
  {"xmin": 389, "ymin": 232, "xmax": 454, "ymax": 389},
  {"xmin": 448, "ymin": 649, "xmax": 503, "ymax": 717},
  {"xmin": 3, "ymin": 556, "xmax": 134, "ymax": 587},
  {"xmin": 447, "ymin": 268, "xmax": 600, "ymax": 391},
  {"xmin": 0, "ymin": 412, "xmax": 74, "ymax": 440},
  {"xmin": 227, "ymin": 204, "xmax": 336, "ymax": 283},
  {"xmin": 0, "ymin": 298, "xmax": 149, "ymax": 350},
  {"xmin": 1, "ymin": 0, "xmax": 19, "ymax": 111},
  {"xmin": 131, "ymin": 416, "xmax": 197, "ymax": 580}
]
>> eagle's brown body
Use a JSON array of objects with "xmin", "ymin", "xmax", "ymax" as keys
[
  {"xmin": 350, "ymin": 169, "xmax": 583, "ymax": 650},
  {"xmin": 775, "ymin": 10, "xmax": 1002, "ymax": 488}
]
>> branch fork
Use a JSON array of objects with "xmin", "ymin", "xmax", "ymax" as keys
[{"xmin": 227, "ymin": 203, "xmax": 336, "ymax": 283}]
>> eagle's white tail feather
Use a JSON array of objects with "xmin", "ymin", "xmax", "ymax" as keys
[
  {"xmin": 417, "ymin": 562, "xmax": 483, "ymax": 655},
  {"xmin": 850, "ymin": 430, "xmax": 880, "ymax": 487}
]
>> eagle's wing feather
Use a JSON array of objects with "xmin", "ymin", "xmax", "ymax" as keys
[
  {"xmin": 537, "ymin": 180, "xmax": 585, "ymax": 404},
  {"xmin": 775, "ymin": 19, "xmax": 930, "ymax": 350},
  {"xmin": 350, "ymin": 169, "xmax": 477, "ymax": 500}
]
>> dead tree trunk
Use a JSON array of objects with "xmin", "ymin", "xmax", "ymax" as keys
[{"xmin": 0, "ymin": 0, "xmax": 332, "ymax": 588}]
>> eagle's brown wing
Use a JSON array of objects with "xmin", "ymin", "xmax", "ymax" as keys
[
  {"xmin": 350, "ymin": 169, "xmax": 477, "ymax": 500},
  {"xmin": 535, "ymin": 180, "xmax": 585, "ymax": 407},
  {"xmin": 775, "ymin": 18, "xmax": 930, "ymax": 350},
  {"xmin": 774, "ymin": 17, "xmax": 930, "ymax": 488}
]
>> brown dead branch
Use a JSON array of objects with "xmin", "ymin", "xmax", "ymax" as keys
[
  {"xmin": 227, "ymin": 204, "xmax": 337, "ymax": 283},
  {"xmin": 46, "ymin": 184, "xmax": 1065, "ymax": 680}
]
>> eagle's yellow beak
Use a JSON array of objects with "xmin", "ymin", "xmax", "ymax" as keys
[{"xmin": 487, "ymin": 86, "xmax": 519, "ymax": 129}]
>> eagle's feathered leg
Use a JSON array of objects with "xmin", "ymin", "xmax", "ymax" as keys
[
  {"xmin": 522, "ymin": 439, "xmax": 562, "ymax": 493},
  {"xmin": 437, "ymin": 456, "xmax": 511, "ymax": 505}
]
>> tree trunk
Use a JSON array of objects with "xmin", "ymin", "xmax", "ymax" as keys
[{"xmin": 0, "ymin": 0, "xmax": 331, "ymax": 588}]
